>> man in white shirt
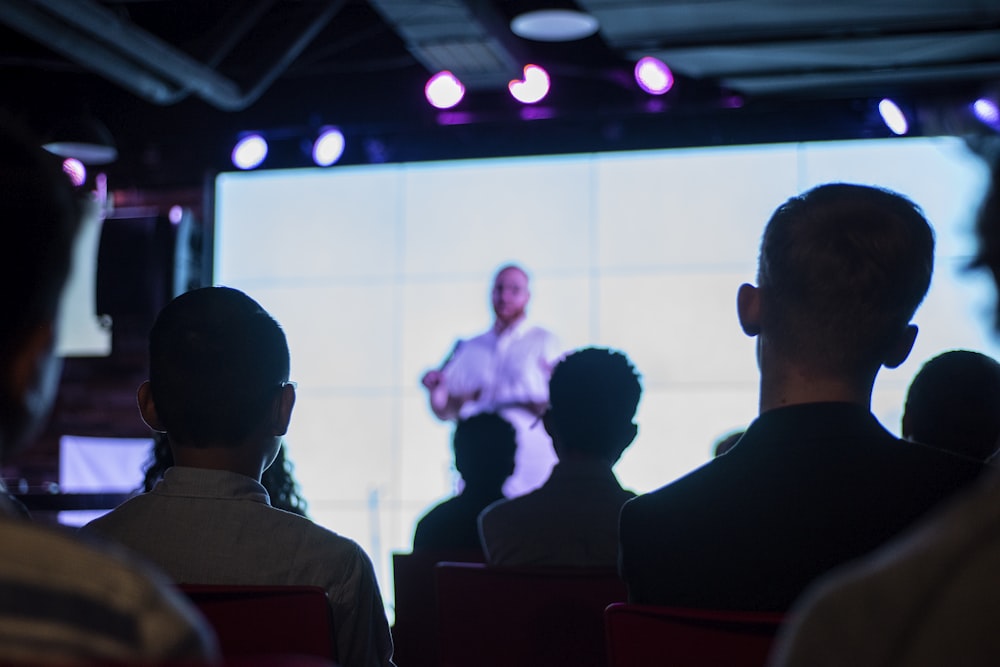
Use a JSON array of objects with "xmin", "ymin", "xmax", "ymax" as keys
[{"xmin": 422, "ymin": 265, "xmax": 562, "ymax": 496}]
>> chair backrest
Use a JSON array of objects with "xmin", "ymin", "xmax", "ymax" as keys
[
  {"xmin": 177, "ymin": 584, "xmax": 336, "ymax": 661},
  {"xmin": 391, "ymin": 550, "xmax": 484, "ymax": 667},
  {"xmin": 435, "ymin": 562, "xmax": 627, "ymax": 667},
  {"xmin": 604, "ymin": 602, "xmax": 785, "ymax": 667}
]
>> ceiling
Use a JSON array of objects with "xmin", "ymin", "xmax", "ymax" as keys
[{"xmin": 2, "ymin": 0, "xmax": 999, "ymax": 189}]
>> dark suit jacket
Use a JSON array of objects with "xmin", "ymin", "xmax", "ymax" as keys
[{"xmin": 618, "ymin": 402, "xmax": 985, "ymax": 611}]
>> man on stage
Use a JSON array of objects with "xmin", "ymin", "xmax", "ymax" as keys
[{"xmin": 422, "ymin": 264, "xmax": 562, "ymax": 496}]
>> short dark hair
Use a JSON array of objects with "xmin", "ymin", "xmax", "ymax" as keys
[
  {"xmin": 904, "ymin": 350, "xmax": 1000, "ymax": 461},
  {"xmin": 0, "ymin": 117, "xmax": 82, "ymax": 354},
  {"xmin": 547, "ymin": 347, "xmax": 641, "ymax": 457},
  {"xmin": 148, "ymin": 286, "xmax": 290, "ymax": 446},
  {"xmin": 452, "ymin": 413, "xmax": 517, "ymax": 485},
  {"xmin": 758, "ymin": 183, "xmax": 934, "ymax": 371}
]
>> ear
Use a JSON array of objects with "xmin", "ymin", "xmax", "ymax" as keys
[
  {"xmin": 737, "ymin": 283, "xmax": 761, "ymax": 337},
  {"xmin": 883, "ymin": 324, "xmax": 918, "ymax": 369},
  {"xmin": 136, "ymin": 381, "xmax": 167, "ymax": 432},
  {"xmin": 272, "ymin": 382, "xmax": 296, "ymax": 436}
]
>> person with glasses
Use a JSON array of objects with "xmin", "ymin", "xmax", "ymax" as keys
[{"xmin": 83, "ymin": 286, "xmax": 395, "ymax": 667}]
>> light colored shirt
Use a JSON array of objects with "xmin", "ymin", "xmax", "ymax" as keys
[
  {"xmin": 444, "ymin": 320, "xmax": 563, "ymax": 496},
  {"xmin": 478, "ymin": 458, "xmax": 635, "ymax": 567},
  {"xmin": 83, "ymin": 466, "xmax": 394, "ymax": 667},
  {"xmin": 0, "ymin": 503, "xmax": 217, "ymax": 664}
]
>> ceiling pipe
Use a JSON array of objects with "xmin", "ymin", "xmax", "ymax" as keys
[{"xmin": 1, "ymin": 0, "xmax": 346, "ymax": 111}]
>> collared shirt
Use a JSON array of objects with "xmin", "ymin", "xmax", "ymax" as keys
[
  {"xmin": 83, "ymin": 466, "xmax": 394, "ymax": 667},
  {"xmin": 444, "ymin": 319, "xmax": 561, "ymax": 419},
  {"xmin": 443, "ymin": 320, "xmax": 563, "ymax": 496},
  {"xmin": 479, "ymin": 458, "xmax": 635, "ymax": 567},
  {"xmin": 0, "ymin": 502, "xmax": 217, "ymax": 664}
]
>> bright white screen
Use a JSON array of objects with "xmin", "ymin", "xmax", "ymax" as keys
[{"xmin": 215, "ymin": 137, "xmax": 994, "ymax": 616}]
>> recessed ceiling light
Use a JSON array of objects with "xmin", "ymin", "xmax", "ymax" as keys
[{"xmin": 510, "ymin": 9, "xmax": 599, "ymax": 42}]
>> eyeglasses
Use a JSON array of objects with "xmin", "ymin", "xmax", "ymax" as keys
[{"xmin": 280, "ymin": 381, "xmax": 298, "ymax": 390}]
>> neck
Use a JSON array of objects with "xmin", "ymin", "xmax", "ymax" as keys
[
  {"xmin": 493, "ymin": 314, "xmax": 525, "ymax": 335},
  {"xmin": 757, "ymin": 353, "xmax": 876, "ymax": 414},
  {"xmin": 171, "ymin": 443, "xmax": 267, "ymax": 481}
]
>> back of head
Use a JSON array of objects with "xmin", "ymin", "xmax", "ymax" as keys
[
  {"xmin": 904, "ymin": 350, "xmax": 1000, "ymax": 461},
  {"xmin": 0, "ymin": 117, "xmax": 82, "ymax": 450},
  {"xmin": 148, "ymin": 286, "xmax": 290, "ymax": 447},
  {"xmin": 453, "ymin": 413, "xmax": 517, "ymax": 487},
  {"xmin": 758, "ymin": 183, "xmax": 934, "ymax": 373},
  {"xmin": 547, "ymin": 347, "xmax": 642, "ymax": 460}
]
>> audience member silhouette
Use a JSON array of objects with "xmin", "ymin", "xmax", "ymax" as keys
[
  {"xmin": 413, "ymin": 413, "xmax": 516, "ymax": 552},
  {"xmin": 422, "ymin": 264, "xmax": 563, "ymax": 496},
  {"xmin": 0, "ymin": 117, "xmax": 216, "ymax": 663},
  {"xmin": 618, "ymin": 183, "xmax": 985, "ymax": 611},
  {"xmin": 143, "ymin": 432, "xmax": 309, "ymax": 516},
  {"xmin": 770, "ymin": 146, "xmax": 1000, "ymax": 667},
  {"xmin": 479, "ymin": 347, "xmax": 641, "ymax": 567},
  {"xmin": 900, "ymin": 349, "xmax": 1000, "ymax": 461},
  {"xmin": 82, "ymin": 286, "xmax": 394, "ymax": 667}
]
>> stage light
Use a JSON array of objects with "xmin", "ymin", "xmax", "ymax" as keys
[
  {"xmin": 510, "ymin": 9, "xmax": 599, "ymax": 42},
  {"xmin": 312, "ymin": 127, "xmax": 346, "ymax": 166},
  {"xmin": 972, "ymin": 98, "xmax": 1000, "ymax": 128},
  {"xmin": 43, "ymin": 115, "xmax": 118, "ymax": 165},
  {"xmin": 878, "ymin": 98, "xmax": 909, "ymax": 135},
  {"xmin": 425, "ymin": 71, "xmax": 465, "ymax": 110},
  {"xmin": 62, "ymin": 158, "xmax": 86, "ymax": 187},
  {"xmin": 509, "ymin": 65, "xmax": 550, "ymax": 104},
  {"xmin": 634, "ymin": 56, "xmax": 673, "ymax": 95},
  {"xmin": 231, "ymin": 134, "xmax": 268, "ymax": 170}
]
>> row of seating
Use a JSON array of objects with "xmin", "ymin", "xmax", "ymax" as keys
[
  {"xmin": 168, "ymin": 561, "xmax": 785, "ymax": 666},
  {"xmin": 391, "ymin": 552, "xmax": 786, "ymax": 667}
]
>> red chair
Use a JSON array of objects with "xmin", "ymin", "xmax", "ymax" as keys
[
  {"xmin": 176, "ymin": 584, "xmax": 336, "ymax": 662},
  {"xmin": 604, "ymin": 602, "xmax": 785, "ymax": 667},
  {"xmin": 391, "ymin": 550, "xmax": 484, "ymax": 667},
  {"xmin": 435, "ymin": 562, "xmax": 627, "ymax": 667}
]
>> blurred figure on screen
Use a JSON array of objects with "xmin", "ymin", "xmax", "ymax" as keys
[
  {"xmin": 901, "ymin": 349, "xmax": 1000, "ymax": 462},
  {"xmin": 412, "ymin": 413, "xmax": 516, "ymax": 552},
  {"xmin": 0, "ymin": 116, "xmax": 216, "ymax": 663},
  {"xmin": 421, "ymin": 264, "xmax": 563, "ymax": 496}
]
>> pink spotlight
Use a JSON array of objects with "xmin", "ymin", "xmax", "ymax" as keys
[
  {"xmin": 425, "ymin": 71, "xmax": 465, "ymax": 110},
  {"xmin": 634, "ymin": 57, "xmax": 673, "ymax": 95},
  {"xmin": 973, "ymin": 98, "xmax": 1000, "ymax": 128},
  {"xmin": 231, "ymin": 134, "xmax": 268, "ymax": 170},
  {"xmin": 312, "ymin": 127, "xmax": 346, "ymax": 166},
  {"xmin": 509, "ymin": 64, "xmax": 550, "ymax": 104},
  {"xmin": 878, "ymin": 98, "xmax": 908, "ymax": 136},
  {"xmin": 62, "ymin": 158, "xmax": 86, "ymax": 187}
]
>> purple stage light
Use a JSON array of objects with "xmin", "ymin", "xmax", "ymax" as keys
[
  {"xmin": 878, "ymin": 99, "xmax": 908, "ymax": 135},
  {"xmin": 425, "ymin": 71, "xmax": 465, "ymax": 110},
  {"xmin": 509, "ymin": 64, "xmax": 550, "ymax": 104},
  {"xmin": 634, "ymin": 57, "xmax": 673, "ymax": 95},
  {"xmin": 232, "ymin": 134, "xmax": 268, "ymax": 170},
  {"xmin": 312, "ymin": 127, "xmax": 346, "ymax": 166},
  {"xmin": 973, "ymin": 98, "xmax": 1000, "ymax": 128},
  {"xmin": 62, "ymin": 158, "xmax": 86, "ymax": 186},
  {"xmin": 169, "ymin": 205, "xmax": 184, "ymax": 224}
]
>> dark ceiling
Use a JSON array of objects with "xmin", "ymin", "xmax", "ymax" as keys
[{"xmin": 2, "ymin": 0, "xmax": 1000, "ymax": 189}]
